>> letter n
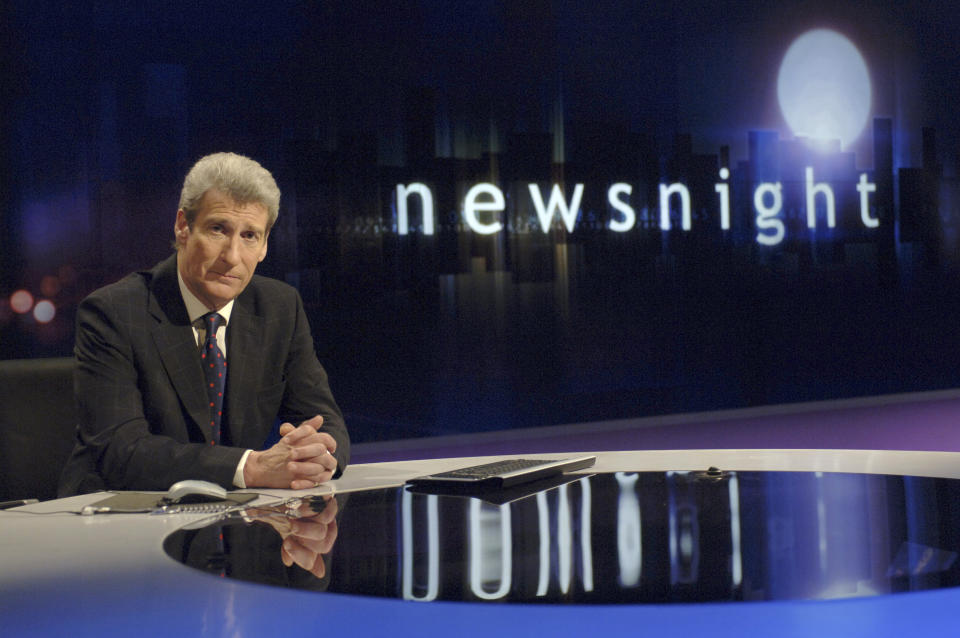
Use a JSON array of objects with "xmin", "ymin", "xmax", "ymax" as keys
[{"xmin": 396, "ymin": 183, "xmax": 435, "ymax": 235}]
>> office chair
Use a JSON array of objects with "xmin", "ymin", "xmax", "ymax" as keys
[{"xmin": 0, "ymin": 357, "xmax": 76, "ymax": 501}]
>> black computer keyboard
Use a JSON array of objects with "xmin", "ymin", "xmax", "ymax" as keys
[{"xmin": 407, "ymin": 455, "xmax": 597, "ymax": 489}]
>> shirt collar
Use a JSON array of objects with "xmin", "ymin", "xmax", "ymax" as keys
[{"xmin": 176, "ymin": 266, "xmax": 235, "ymax": 326}]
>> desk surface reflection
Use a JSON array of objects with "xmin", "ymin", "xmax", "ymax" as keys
[{"xmin": 164, "ymin": 470, "xmax": 960, "ymax": 604}]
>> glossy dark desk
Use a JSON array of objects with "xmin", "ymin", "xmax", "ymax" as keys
[{"xmin": 4, "ymin": 450, "xmax": 960, "ymax": 636}]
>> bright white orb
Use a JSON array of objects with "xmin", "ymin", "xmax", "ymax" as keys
[
  {"xmin": 33, "ymin": 300, "xmax": 56, "ymax": 324},
  {"xmin": 777, "ymin": 29, "xmax": 871, "ymax": 148}
]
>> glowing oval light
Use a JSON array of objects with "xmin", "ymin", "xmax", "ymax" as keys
[
  {"xmin": 33, "ymin": 300, "xmax": 56, "ymax": 324},
  {"xmin": 40, "ymin": 275, "xmax": 61, "ymax": 298},
  {"xmin": 777, "ymin": 29, "xmax": 871, "ymax": 147},
  {"xmin": 10, "ymin": 290, "xmax": 34, "ymax": 314}
]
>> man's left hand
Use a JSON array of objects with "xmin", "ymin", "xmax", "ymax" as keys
[
  {"xmin": 243, "ymin": 415, "xmax": 338, "ymax": 489},
  {"xmin": 278, "ymin": 415, "xmax": 338, "ymax": 489}
]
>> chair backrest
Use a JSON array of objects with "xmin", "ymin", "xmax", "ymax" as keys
[{"xmin": 0, "ymin": 357, "xmax": 76, "ymax": 502}]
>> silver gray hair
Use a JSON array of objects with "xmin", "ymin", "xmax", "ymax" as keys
[{"xmin": 178, "ymin": 152, "xmax": 280, "ymax": 231}]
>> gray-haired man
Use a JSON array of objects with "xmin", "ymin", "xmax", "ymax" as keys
[{"xmin": 59, "ymin": 152, "xmax": 349, "ymax": 495}]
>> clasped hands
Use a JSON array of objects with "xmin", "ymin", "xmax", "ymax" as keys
[{"xmin": 243, "ymin": 415, "xmax": 337, "ymax": 489}]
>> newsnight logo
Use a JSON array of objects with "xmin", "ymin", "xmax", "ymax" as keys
[{"xmin": 391, "ymin": 29, "xmax": 883, "ymax": 247}]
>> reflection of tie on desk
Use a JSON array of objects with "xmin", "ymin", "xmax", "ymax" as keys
[
  {"xmin": 201, "ymin": 312, "xmax": 226, "ymax": 445},
  {"xmin": 180, "ymin": 496, "xmax": 341, "ymax": 586}
]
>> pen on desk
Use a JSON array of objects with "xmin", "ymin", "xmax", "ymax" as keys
[{"xmin": 0, "ymin": 499, "xmax": 39, "ymax": 510}]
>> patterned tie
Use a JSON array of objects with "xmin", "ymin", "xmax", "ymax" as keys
[{"xmin": 201, "ymin": 312, "xmax": 226, "ymax": 445}]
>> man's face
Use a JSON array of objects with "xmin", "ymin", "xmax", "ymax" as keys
[{"xmin": 175, "ymin": 189, "xmax": 270, "ymax": 310}]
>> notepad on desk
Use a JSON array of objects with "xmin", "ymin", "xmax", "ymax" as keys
[{"xmin": 82, "ymin": 491, "xmax": 257, "ymax": 514}]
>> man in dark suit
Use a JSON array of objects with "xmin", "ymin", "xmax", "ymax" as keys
[{"xmin": 59, "ymin": 152, "xmax": 349, "ymax": 496}]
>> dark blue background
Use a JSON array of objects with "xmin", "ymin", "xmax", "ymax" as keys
[{"xmin": 2, "ymin": 1, "xmax": 959, "ymax": 442}]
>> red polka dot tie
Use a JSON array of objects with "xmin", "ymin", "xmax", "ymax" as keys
[{"xmin": 201, "ymin": 312, "xmax": 226, "ymax": 445}]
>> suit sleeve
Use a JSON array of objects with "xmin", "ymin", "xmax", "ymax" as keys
[
  {"xmin": 274, "ymin": 291, "xmax": 350, "ymax": 477},
  {"xmin": 73, "ymin": 291, "xmax": 245, "ymax": 491}
]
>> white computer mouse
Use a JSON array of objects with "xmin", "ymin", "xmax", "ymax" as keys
[{"xmin": 164, "ymin": 479, "xmax": 228, "ymax": 504}]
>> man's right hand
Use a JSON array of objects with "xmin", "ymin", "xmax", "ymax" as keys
[{"xmin": 243, "ymin": 415, "xmax": 337, "ymax": 489}]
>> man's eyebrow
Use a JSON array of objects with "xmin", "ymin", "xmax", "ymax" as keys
[
  {"xmin": 204, "ymin": 215, "xmax": 263, "ymax": 229},
  {"xmin": 202, "ymin": 210, "xmax": 265, "ymax": 228}
]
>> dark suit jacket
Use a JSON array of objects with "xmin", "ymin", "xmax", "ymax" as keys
[{"xmin": 58, "ymin": 254, "xmax": 349, "ymax": 496}]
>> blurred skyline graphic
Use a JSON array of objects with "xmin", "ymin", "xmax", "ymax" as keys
[{"xmin": 3, "ymin": 0, "xmax": 959, "ymax": 442}]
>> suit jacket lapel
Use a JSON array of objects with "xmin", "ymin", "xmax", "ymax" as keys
[
  {"xmin": 224, "ymin": 289, "xmax": 264, "ymax": 448},
  {"xmin": 148, "ymin": 254, "xmax": 213, "ymax": 443}
]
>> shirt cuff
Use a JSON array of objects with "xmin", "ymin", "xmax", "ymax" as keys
[{"xmin": 233, "ymin": 449, "xmax": 253, "ymax": 488}]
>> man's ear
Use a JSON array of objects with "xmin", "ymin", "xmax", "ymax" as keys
[
  {"xmin": 174, "ymin": 210, "xmax": 190, "ymax": 247},
  {"xmin": 258, "ymin": 232, "xmax": 269, "ymax": 263}
]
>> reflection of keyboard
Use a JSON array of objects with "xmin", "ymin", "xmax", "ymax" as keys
[{"xmin": 407, "ymin": 456, "xmax": 597, "ymax": 490}]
